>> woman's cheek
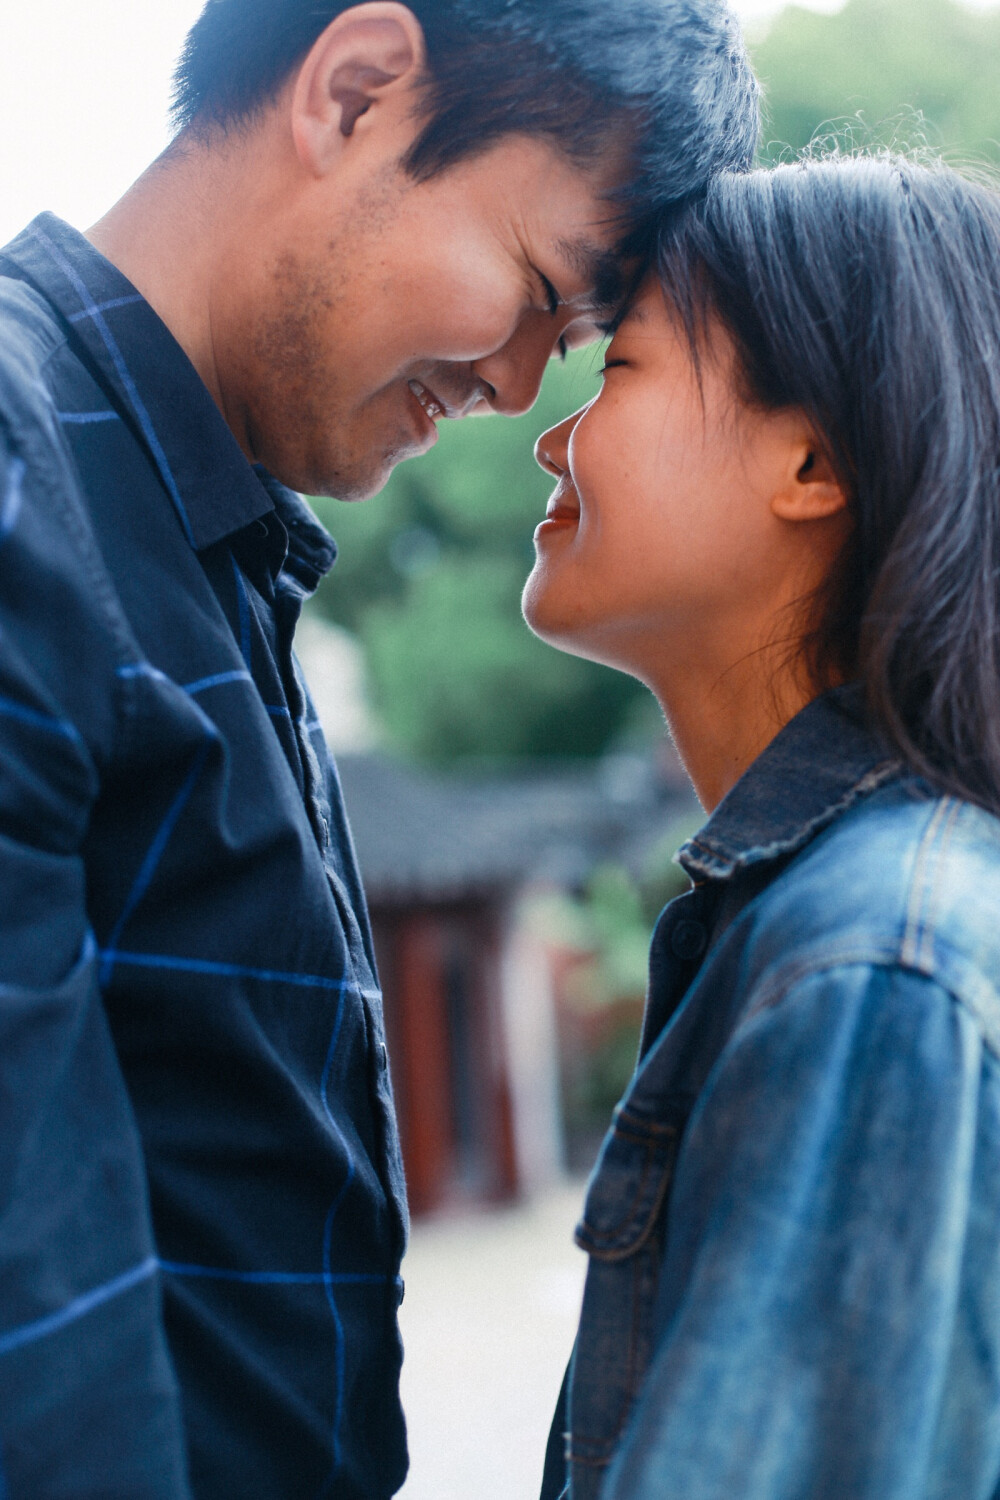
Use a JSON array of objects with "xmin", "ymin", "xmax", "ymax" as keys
[{"xmin": 567, "ymin": 418, "xmax": 610, "ymax": 514}]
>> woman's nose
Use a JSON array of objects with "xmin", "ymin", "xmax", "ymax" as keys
[{"xmin": 535, "ymin": 409, "xmax": 583, "ymax": 477}]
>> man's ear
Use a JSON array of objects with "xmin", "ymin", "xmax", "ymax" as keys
[
  {"xmin": 770, "ymin": 436, "xmax": 848, "ymax": 523},
  {"xmin": 291, "ymin": 2, "xmax": 426, "ymax": 176}
]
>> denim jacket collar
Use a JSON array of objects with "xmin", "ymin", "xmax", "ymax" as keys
[{"xmin": 678, "ymin": 685, "xmax": 904, "ymax": 884}]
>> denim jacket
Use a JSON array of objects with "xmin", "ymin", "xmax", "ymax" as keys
[{"xmin": 544, "ymin": 687, "xmax": 1000, "ymax": 1500}]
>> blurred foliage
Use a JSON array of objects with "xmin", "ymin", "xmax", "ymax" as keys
[
  {"xmin": 566, "ymin": 1020, "xmax": 646, "ymax": 1145},
  {"xmin": 552, "ymin": 819, "xmax": 701, "ymax": 1148},
  {"xmin": 753, "ymin": 0, "xmax": 1000, "ymax": 163},
  {"xmin": 569, "ymin": 865, "xmax": 654, "ymax": 1011},
  {"xmin": 547, "ymin": 810, "xmax": 703, "ymax": 1015},
  {"xmin": 311, "ymin": 0, "xmax": 1000, "ymax": 766},
  {"xmin": 310, "ymin": 349, "xmax": 646, "ymax": 762},
  {"xmin": 361, "ymin": 555, "xmax": 629, "ymax": 760}
]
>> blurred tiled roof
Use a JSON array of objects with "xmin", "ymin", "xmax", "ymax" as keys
[{"xmin": 336, "ymin": 749, "xmax": 697, "ymax": 904}]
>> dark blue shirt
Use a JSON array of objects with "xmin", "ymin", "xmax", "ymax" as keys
[
  {"xmin": 0, "ymin": 215, "xmax": 408, "ymax": 1500},
  {"xmin": 546, "ymin": 688, "xmax": 1000, "ymax": 1500}
]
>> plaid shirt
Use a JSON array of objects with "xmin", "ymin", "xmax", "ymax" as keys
[{"xmin": 0, "ymin": 215, "xmax": 408, "ymax": 1500}]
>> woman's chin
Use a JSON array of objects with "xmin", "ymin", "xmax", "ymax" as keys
[
  {"xmin": 522, "ymin": 570, "xmax": 601, "ymax": 660},
  {"xmin": 521, "ymin": 569, "xmax": 568, "ymax": 645},
  {"xmin": 522, "ymin": 576, "xmax": 652, "ymax": 684}
]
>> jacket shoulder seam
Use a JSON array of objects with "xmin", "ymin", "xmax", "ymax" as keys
[
  {"xmin": 744, "ymin": 943, "xmax": 1000, "ymax": 1061},
  {"xmin": 900, "ymin": 795, "xmax": 964, "ymax": 972}
]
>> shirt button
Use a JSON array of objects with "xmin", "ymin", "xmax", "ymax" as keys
[
  {"xmin": 671, "ymin": 918, "xmax": 708, "ymax": 960},
  {"xmin": 378, "ymin": 1042, "xmax": 388, "ymax": 1072}
]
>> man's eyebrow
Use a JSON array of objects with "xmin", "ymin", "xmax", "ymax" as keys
[{"xmin": 555, "ymin": 236, "xmax": 627, "ymax": 313}]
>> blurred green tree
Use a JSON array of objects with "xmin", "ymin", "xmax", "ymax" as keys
[{"xmin": 753, "ymin": 0, "xmax": 1000, "ymax": 162}]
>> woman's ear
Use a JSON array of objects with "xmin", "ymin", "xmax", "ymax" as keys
[
  {"xmin": 770, "ymin": 436, "xmax": 848, "ymax": 523},
  {"xmin": 291, "ymin": 2, "xmax": 427, "ymax": 176}
]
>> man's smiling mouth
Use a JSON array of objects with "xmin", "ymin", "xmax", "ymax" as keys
[{"xmin": 408, "ymin": 378, "xmax": 445, "ymax": 420}]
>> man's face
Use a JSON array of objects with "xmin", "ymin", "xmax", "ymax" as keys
[{"xmin": 217, "ymin": 134, "xmax": 624, "ymax": 500}]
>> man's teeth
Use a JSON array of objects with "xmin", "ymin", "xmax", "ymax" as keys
[{"xmin": 409, "ymin": 380, "xmax": 444, "ymax": 420}]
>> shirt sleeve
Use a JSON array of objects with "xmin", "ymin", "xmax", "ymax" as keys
[
  {"xmin": 604, "ymin": 959, "xmax": 1000, "ymax": 1500},
  {"xmin": 0, "ymin": 425, "xmax": 192, "ymax": 1497}
]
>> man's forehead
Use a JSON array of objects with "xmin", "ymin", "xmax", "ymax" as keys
[{"xmin": 554, "ymin": 234, "xmax": 630, "ymax": 315}]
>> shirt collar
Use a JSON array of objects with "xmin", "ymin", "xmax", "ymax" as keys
[
  {"xmin": 253, "ymin": 465, "xmax": 337, "ymax": 591},
  {"xmin": 0, "ymin": 213, "xmax": 334, "ymax": 562},
  {"xmin": 678, "ymin": 684, "xmax": 905, "ymax": 883}
]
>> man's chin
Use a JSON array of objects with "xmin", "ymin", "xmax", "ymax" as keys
[
  {"xmin": 314, "ymin": 445, "xmax": 436, "ymax": 503},
  {"xmin": 261, "ymin": 455, "xmax": 388, "ymax": 505},
  {"xmin": 324, "ymin": 466, "xmax": 398, "ymax": 504}
]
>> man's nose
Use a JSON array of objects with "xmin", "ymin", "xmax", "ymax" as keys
[
  {"xmin": 472, "ymin": 348, "xmax": 547, "ymax": 418},
  {"xmin": 472, "ymin": 312, "xmax": 570, "ymax": 418}
]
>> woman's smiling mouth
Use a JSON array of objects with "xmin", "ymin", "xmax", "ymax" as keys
[{"xmin": 536, "ymin": 483, "xmax": 581, "ymax": 538}]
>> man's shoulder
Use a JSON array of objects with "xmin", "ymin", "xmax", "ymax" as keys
[
  {"xmin": 0, "ymin": 271, "xmax": 122, "ymax": 637},
  {"xmin": 0, "ymin": 272, "xmax": 96, "ymax": 513},
  {"xmin": 0, "ymin": 272, "xmax": 70, "ymax": 391},
  {"xmin": 0, "ymin": 272, "xmax": 80, "ymax": 478}
]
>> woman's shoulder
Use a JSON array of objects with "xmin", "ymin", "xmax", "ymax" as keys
[{"xmin": 741, "ymin": 781, "xmax": 1000, "ymax": 1045}]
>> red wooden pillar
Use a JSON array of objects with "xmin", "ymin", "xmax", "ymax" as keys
[{"xmin": 391, "ymin": 915, "xmax": 453, "ymax": 1214}]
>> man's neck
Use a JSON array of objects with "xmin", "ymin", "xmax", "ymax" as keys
[{"xmin": 86, "ymin": 134, "xmax": 254, "ymax": 439}]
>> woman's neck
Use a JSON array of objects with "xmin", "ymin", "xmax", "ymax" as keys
[{"xmin": 647, "ymin": 644, "xmax": 825, "ymax": 812}]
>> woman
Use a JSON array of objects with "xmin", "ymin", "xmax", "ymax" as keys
[{"xmin": 528, "ymin": 154, "xmax": 1000, "ymax": 1500}]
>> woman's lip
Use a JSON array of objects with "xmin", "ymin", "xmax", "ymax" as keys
[
  {"xmin": 544, "ymin": 480, "xmax": 580, "ymax": 522},
  {"xmin": 534, "ymin": 511, "xmax": 579, "ymax": 539}
]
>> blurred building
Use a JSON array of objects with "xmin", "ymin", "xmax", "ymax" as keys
[{"xmin": 337, "ymin": 750, "xmax": 696, "ymax": 1215}]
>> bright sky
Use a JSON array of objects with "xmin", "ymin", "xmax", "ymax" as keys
[{"xmin": 0, "ymin": 0, "xmax": 997, "ymax": 248}]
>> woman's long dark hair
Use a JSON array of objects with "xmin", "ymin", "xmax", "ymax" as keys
[{"xmin": 657, "ymin": 154, "xmax": 1000, "ymax": 815}]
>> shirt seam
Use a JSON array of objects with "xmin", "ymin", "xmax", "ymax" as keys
[
  {"xmin": 3, "ymin": 402, "xmax": 143, "ymax": 747},
  {"xmin": 0, "ymin": 275, "xmax": 71, "ymax": 370}
]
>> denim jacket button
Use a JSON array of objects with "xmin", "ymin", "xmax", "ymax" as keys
[{"xmin": 671, "ymin": 917, "xmax": 707, "ymax": 960}]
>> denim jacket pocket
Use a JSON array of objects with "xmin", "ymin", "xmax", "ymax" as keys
[
  {"xmin": 567, "ymin": 1108, "xmax": 680, "ymax": 1499},
  {"xmin": 575, "ymin": 1106, "xmax": 680, "ymax": 1261}
]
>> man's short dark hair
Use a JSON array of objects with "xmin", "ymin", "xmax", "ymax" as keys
[{"xmin": 172, "ymin": 0, "xmax": 759, "ymax": 226}]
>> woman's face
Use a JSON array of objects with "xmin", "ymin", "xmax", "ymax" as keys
[{"xmin": 522, "ymin": 277, "xmax": 842, "ymax": 690}]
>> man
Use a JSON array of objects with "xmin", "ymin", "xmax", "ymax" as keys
[{"xmin": 0, "ymin": 1, "xmax": 757, "ymax": 1495}]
